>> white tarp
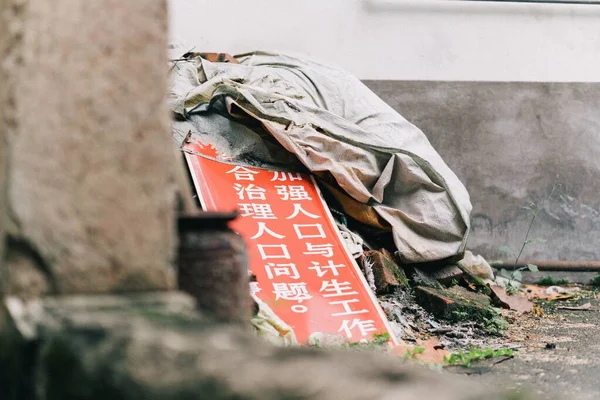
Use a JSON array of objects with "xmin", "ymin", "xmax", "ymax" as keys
[{"xmin": 169, "ymin": 51, "xmax": 472, "ymax": 264}]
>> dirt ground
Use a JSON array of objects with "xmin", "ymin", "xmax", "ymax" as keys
[{"xmin": 456, "ymin": 287, "xmax": 600, "ymax": 399}]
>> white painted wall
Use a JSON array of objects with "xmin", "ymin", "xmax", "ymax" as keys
[{"xmin": 168, "ymin": 0, "xmax": 600, "ymax": 81}]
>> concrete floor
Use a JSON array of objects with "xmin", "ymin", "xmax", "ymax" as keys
[{"xmin": 462, "ymin": 290, "xmax": 600, "ymax": 399}]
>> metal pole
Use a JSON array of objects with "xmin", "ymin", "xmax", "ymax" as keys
[
  {"xmin": 458, "ymin": 0, "xmax": 600, "ymax": 4},
  {"xmin": 496, "ymin": 260, "xmax": 600, "ymax": 272}
]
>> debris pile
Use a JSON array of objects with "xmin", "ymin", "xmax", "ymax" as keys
[{"xmin": 167, "ymin": 48, "xmax": 554, "ymax": 361}]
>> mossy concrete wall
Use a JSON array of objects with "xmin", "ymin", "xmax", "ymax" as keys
[{"xmin": 366, "ymin": 81, "xmax": 600, "ymax": 262}]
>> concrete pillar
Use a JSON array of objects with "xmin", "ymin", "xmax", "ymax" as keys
[
  {"xmin": 0, "ymin": 4, "xmax": 5, "ymax": 273},
  {"xmin": 0, "ymin": 0, "xmax": 25, "ymax": 289},
  {"xmin": 1, "ymin": 0, "xmax": 177, "ymax": 298}
]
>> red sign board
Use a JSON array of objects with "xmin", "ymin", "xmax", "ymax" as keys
[{"xmin": 183, "ymin": 140, "xmax": 397, "ymax": 346}]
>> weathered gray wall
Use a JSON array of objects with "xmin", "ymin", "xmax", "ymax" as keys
[
  {"xmin": 1, "ymin": 0, "xmax": 177, "ymax": 298},
  {"xmin": 0, "ymin": 2, "xmax": 6, "ymax": 271},
  {"xmin": 365, "ymin": 81, "xmax": 600, "ymax": 262},
  {"xmin": 0, "ymin": 0, "xmax": 26, "ymax": 286}
]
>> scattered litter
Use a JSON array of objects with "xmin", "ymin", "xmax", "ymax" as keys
[
  {"xmin": 494, "ymin": 275, "xmax": 522, "ymax": 289},
  {"xmin": 250, "ymin": 292, "xmax": 298, "ymax": 346},
  {"xmin": 427, "ymin": 319, "xmax": 440, "ymax": 329},
  {"xmin": 457, "ymin": 250, "xmax": 495, "ymax": 283},
  {"xmin": 546, "ymin": 286, "xmax": 580, "ymax": 295},
  {"xmin": 336, "ymin": 222, "xmax": 364, "ymax": 258},
  {"xmin": 378, "ymin": 291, "xmax": 419, "ymax": 341},
  {"xmin": 522, "ymin": 284, "xmax": 579, "ymax": 301},
  {"xmin": 556, "ymin": 302, "xmax": 592, "ymax": 311},
  {"xmin": 488, "ymin": 284, "xmax": 533, "ymax": 314},
  {"xmin": 532, "ymin": 305, "xmax": 544, "ymax": 317},
  {"xmin": 359, "ymin": 254, "xmax": 377, "ymax": 293}
]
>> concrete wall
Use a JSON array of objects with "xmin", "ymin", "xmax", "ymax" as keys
[
  {"xmin": 365, "ymin": 81, "xmax": 600, "ymax": 261},
  {"xmin": 168, "ymin": 1, "xmax": 600, "ymax": 261},
  {"xmin": 168, "ymin": 0, "xmax": 600, "ymax": 82}
]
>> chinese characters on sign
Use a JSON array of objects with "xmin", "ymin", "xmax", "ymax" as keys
[{"xmin": 184, "ymin": 142, "xmax": 395, "ymax": 345}]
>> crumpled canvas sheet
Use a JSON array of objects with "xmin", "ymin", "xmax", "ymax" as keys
[{"xmin": 169, "ymin": 51, "xmax": 472, "ymax": 264}]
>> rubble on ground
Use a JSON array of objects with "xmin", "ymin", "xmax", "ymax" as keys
[
  {"xmin": 414, "ymin": 286, "xmax": 497, "ymax": 328},
  {"xmin": 358, "ymin": 250, "xmax": 408, "ymax": 295},
  {"xmin": 167, "ymin": 48, "xmax": 554, "ymax": 370}
]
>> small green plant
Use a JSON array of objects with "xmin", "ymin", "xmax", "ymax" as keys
[
  {"xmin": 590, "ymin": 273, "xmax": 600, "ymax": 287},
  {"xmin": 451, "ymin": 310, "xmax": 470, "ymax": 321},
  {"xmin": 482, "ymin": 313, "xmax": 509, "ymax": 335},
  {"xmin": 537, "ymin": 276, "xmax": 569, "ymax": 286},
  {"xmin": 444, "ymin": 347, "xmax": 514, "ymax": 368},
  {"xmin": 498, "ymin": 181, "xmax": 560, "ymax": 290},
  {"xmin": 310, "ymin": 332, "xmax": 391, "ymax": 350},
  {"xmin": 450, "ymin": 307, "xmax": 508, "ymax": 336},
  {"xmin": 505, "ymin": 284, "xmax": 519, "ymax": 296},
  {"xmin": 347, "ymin": 332, "xmax": 391, "ymax": 350},
  {"xmin": 372, "ymin": 332, "xmax": 391, "ymax": 345},
  {"xmin": 402, "ymin": 346, "xmax": 426, "ymax": 360}
]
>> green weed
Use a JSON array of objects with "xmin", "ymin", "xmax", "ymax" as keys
[
  {"xmin": 444, "ymin": 347, "xmax": 514, "ymax": 368},
  {"xmin": 372, "ymin": 332, "xmax": 391, "ymax": 345},
  {"xmin": 498, "ymin": 180, "xmax": 560, "ymax": 289},
  {"xmin": 451, "ymin": 307, "xmax": 508, "ymax": 336},
  {"xmin": 537, "ymin": 276, "xmax": 569, "ymax": 286},
  {"xmin": 310, "ymin": 332, "xmax": 391, "ymax": 351},
  {"xmin": 401, "ymin": 346, "xmax": 426, "ymax": 360},
  {"xmin": 347, "ymin": 332, "xmax": 391, "ymax": 350}
]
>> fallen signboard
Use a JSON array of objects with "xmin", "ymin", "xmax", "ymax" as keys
[{"xmin": 183, "ymin": 138, "xmax": 398, "ymax": 346}]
